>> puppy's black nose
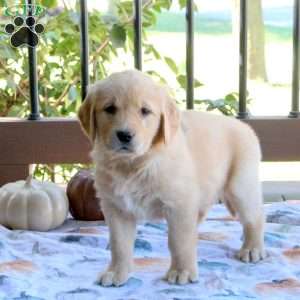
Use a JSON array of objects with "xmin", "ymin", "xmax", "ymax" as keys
[{"xmin": 116, "ymin": 130, "xmax": 133, "ymax": 144}]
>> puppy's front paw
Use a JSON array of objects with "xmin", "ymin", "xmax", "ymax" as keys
[
  {"xmin": 164, "ymin": 268, "xmax": 199, "ymax": 285},
  {"xmin": 237, "ymin": 246, "xmax": 266, "ymax": 263},
  {"xmin": 97, "ymin": 269, "xmax": 129, "ymax": 287}
]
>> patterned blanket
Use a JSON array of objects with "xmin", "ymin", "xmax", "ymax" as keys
[{"xmin": 0, "ymin": 201, "xmax": 300, "ymax": 300}]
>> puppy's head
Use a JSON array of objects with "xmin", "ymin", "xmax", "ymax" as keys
[{"xmin": 78, "ymin": 70, "xmax": 180, "ymax": 157}]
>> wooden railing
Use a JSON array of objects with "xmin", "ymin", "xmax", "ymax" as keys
[{"xmin": 1, "ymin": 116, "xmax": 300, "ymax": 185}]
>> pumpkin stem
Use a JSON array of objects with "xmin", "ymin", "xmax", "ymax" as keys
[{"xmin": 25, "ymin": 174, "xmax": 33, "ymax": 187}]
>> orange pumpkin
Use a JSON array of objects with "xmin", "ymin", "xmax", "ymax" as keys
[{"xmin": 66, "ymin": 170, "xmax": 104, "ymax": 221}]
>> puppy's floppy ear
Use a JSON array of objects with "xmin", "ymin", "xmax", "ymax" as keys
[
  {"xmin": 161, "ymin": 95, "xmax": 180, "ymax": 144},
  {"xmin": 78, "ymin": 90, "xmax": 97, "ymax": 142},
  {"xmin": 153, "ymin": 90, "xmax": 180, "ymax": 147}
]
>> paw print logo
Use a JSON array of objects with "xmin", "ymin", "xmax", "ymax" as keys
[{"xmin": 4, "ymin": 16, "xmax": 44, "ymax": 48}]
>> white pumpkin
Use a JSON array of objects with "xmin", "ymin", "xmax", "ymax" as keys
[{"xmin": 0, "ymin": 175, "xmax": 69, "ymax": 231}]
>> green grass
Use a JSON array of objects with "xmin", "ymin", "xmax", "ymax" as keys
[
  {"xmin": 265, "ymin": 25, "xmax": 292, "ymax": 42},
  {"xmin": 149, "ymin": 11, "xmax": 292, "ymax": 42},
  {"xmin": 150, "ymin": 12, "xmax": 232, "ymax": 35}
]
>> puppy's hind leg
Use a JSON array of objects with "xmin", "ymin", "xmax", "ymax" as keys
[{"xmin": 225, "ymin": 163, "xmax": 266, "ymax": 263}]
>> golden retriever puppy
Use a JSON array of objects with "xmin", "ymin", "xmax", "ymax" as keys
[{"xmin": 78, "ymin": 70, "xmax": 265, "ymax": 287}]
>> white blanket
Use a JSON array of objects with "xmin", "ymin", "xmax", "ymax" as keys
[{"xmin": 1, "ymin": 201, "xmax": 300, "ymax": 300}]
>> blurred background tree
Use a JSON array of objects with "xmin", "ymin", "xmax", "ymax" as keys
[{"xmin": 232, "ymin": 0, "xmax": 268, "ymax": 82}]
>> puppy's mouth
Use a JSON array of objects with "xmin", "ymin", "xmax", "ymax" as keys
[
  {"xmin": 110, "ymin": 144, "xmax": 136, "ymax": 155},
  {"xmin": 107, "ymin": 139, "xmax": 145, "ymax": 157},
  {"xmin": 118, "ymin": 146, "xmax": 133, "ymax": 153}
]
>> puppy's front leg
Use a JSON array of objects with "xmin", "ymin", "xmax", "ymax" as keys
[
  {"xmin": 165, "ymin": 205, "xmax": 199, "ymax": 285},
  {"xmin": 98, "ymin": 204, "xmax": 136, "ymax": 287}
]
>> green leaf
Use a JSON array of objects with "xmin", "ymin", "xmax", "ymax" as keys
[
  {"xmin": 178, "ymin": 0, "xmax": 198, "ymax": 11},
  {"xmin": 225, "ymin": 92, "xmax": 238, "ymax": 102},
  {"xmin": 176, "ymin": 75, "xmax": 203, "ymax": 89},
  {"xmin": 194, "ymin": 78, "xmax": 203, "ymax": 88},
  {"xmin": 152, "ymin": 0, "xmax": 172, "ymax": 11},
  {"xmin": 144, "ymin": 44, "xmax": 161, "ymax": 59},
  {"xmin": 43, "ymin": 105, "xmax": 58, "ymax": 116},
  {"xmin": 143, "ymin": 10, "xmax": 157, "ymax": 28},
  {"xmin": 146, "ymin": 70, "xmax": 167, "ymax": 84},
  {"xmin": 177, "ymin": 74, "xmax": 186, "ymax": 89},
  {"xmin": 0, "ymin": 45, "xmax": 17, "ymax": 60},
  {"xmin": 40, "ymin": 0, "xmax": 57, "ymax": 8},
  {"xmin": 66, "ymin": 100, "xmax": 77, "ymax": 112},
  {"xmin": 179, "ymin": 0, "xmax": 186, "ymax": 9},
  {"xmin": 110, "ymin": 24, "xmax": 126, "ymax": 48},
  {"xmin": 7, "ymin": 105, "xmax": 25, "ymax": 117},
  {"xmin": 164, "ymin": 56, "xmax": 178, "ymax": 74}
]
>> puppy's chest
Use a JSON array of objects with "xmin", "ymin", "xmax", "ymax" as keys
[{"xmin": 99, "ymin": 169, "xmax": 161, "ymax": 219}]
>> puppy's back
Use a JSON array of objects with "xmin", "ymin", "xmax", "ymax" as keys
[{"xmin": 180, "ymin": 111, "xmax": 261, "ymax": 191}]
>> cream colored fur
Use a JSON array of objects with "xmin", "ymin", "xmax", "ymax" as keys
[{"xmin": 78, "ymin": 70, "xmax": 266, "ymax": 287}]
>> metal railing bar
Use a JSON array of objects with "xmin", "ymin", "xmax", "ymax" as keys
[
  {"xmin": 27, "ymin": 0, "xmax": 40, "ymax": 120},
  {"xmin": 134, "ymin": 0, "xmax": 142, "ymax": 70},
  {"xmin": 290, "ymin": 0, "xmax": 300, "ymax": 118},
  {"xmin": 186, "ymin": 0, "xmax": 194, "ymax": 110},
  {"xmin": 237, "ymin": 0, "xmax": 248, "ymax": 119},
  {"xmin": 80, "ymin": 0, "xmax": 89, "ymax": 101}
]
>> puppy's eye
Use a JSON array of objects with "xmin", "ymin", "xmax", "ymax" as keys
[
  {"xmin": 141, "ymin": 107, "xmax": 151, "ymax": 117},
  {"xmin": 104, "ymin": 105, "xmax": 117, "ymax": 115}
]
